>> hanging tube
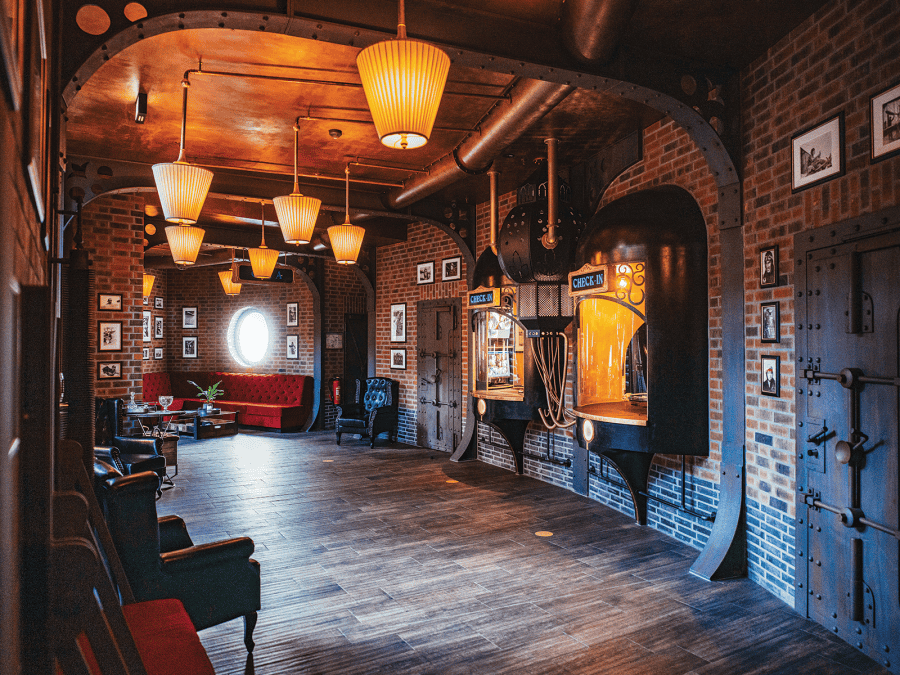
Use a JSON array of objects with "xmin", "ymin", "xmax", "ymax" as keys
[
  {"xmin": 488, "ymin": 170, "xmax": 499, "ymax": 255},
  {"xmin": 542, "ymin": 138, "xmax": 558, "ymax": 249}
]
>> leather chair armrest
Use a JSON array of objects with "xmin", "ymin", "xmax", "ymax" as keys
[
  {"xmin": 158, "ymin": 515, "xmax": 195, "ymax": 553},
  {"xmin": 113, "ymin": 435, "xmax": 160, "ymax": 456},
  {"xmin": 160, "ymin": 537, "xmax": 256, "ymax": 573},
  {"xmin": 336, "ymin": 403, "xmax": 363, "ymax": 419},
  {"xmin": 94, "ymin": 447, "xmax": 126, "ymax": 473}
]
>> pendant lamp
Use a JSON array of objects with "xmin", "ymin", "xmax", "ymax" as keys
[
  {"xmin": 356, "ymin": 0, "xmax": 450, "ymax": 149},
  {"xmin": 328, "ymin": 166, "xmax": 365, "ymax": 265},
  {"xmin": 152, "ymin": 79, "xmax": 213, "ymax": 224},
  {"xmin": 165, "ymin": 224, "xmax": 205, "ymax": 266},
  {"xmin": 273, "ymin": 124, "xmax": 321, "ymax": 244},
  {"xmin": 219, "ymin": 249, "xmax": 242, "ymax": 296},
  {"xmin": 249, "ymin": 202, "xmax": 279, "ymax": 279},
  {"xmin": 142, "ymin": 273, "xmax": 155, "ymax": 297}
]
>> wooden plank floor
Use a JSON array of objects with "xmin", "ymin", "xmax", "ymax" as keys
[{"xmin": 157, "ymin": 430, "xmax": 891, "ymax": 675}]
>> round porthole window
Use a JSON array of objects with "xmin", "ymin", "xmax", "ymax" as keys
[{"xmin": 227, "ymin": 307, "xmax": 269, "ymax": 366}]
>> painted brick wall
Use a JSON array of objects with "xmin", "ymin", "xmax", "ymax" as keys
[
  {"xmin": 82, "ymin": 193, "xmax": 146, "ymax": 401},
  {"xmin": 740, "ymin": 0, "xmax": 900, "ymax": 604},
  {"xmin": 375, "ymin": 221, "xmax": 469, "ymax": 446}
]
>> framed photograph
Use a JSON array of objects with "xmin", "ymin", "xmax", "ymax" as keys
[
  {"xmin": 759, "ymin": 246, "xmax": 778, "ymax": 288},
  {"xmin": 390, "ymin": 303, "xmax": 406, "ymax": 343},
  {"xmin": 761, "ymin": 355, "xmax": 780, "ymax": 397},
  {"xmin": 142, "ymin": 347, "xmax": 150, "ymax": 360},
  {"xmin": 154, "ymin": 316, "xmax": 163, "ymax": 339},
  {"xmin": 870, "ymin": 81, "xmax": 900, "ymax": 162},
  {"xmin": 143, "ymin": 296, "xmax": 149, "ymax": 305},
  {"xmin": 390, "ymin": 348, "xmax": 406, "ymax": 370},
  {"xmin": 142, "ymin": 310, "xmax": 151, "ymax": 342},
  {"xmin": 182, "ymin": 336, "xmax": 198, "ymax": 359},
  {"xmin": 97, "ymin": 293, "xmax": 122, "ymax": 311},
  {"xmin": 286, "ymin": 334, "xmax": 299, "ymax": 359},
  {"xmin": 325, "ymin": 332, "xmax": 343, "ymax": 349},
  {"xmin": 154, "ymin": 347, "xmax": 163, "ymax": 360},
  {"xmin": 182, "ymin": 307, "xmax": 197, "ymax": 329},
  {"xmin": 154, "ymin": 296, "xmax": 164, "ymax": 309},
  {"xmin": 417, "ymin": 261, "xmax": 434, "ymax": 285},
  {"xmin": 286, "ymin": 302, "xmax": 298, "ymax": 326},
  {"xmin": 97, "ymin": 321, "xmax": 122, "ymax": 352},
  {"xmin": 97, "ymin": 361, "xmax": 123, "ymax": 380},
  {"xmin": 761, "ymin": 302, "xmax": 780, "ymax": 343},
  {"xmin": 441, "ymin": 256, "xmax": 461, "ymax": 281},
  {"xmin": 791, "ymin": 113, "xmax": 844, "ymax": 192}
]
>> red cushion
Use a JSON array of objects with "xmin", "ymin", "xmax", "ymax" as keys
[
  {"xmin": 122, "ymin": 599, "xmax": 214, "ymax": 675},
  {"xmin": 142, "ymin": 372, "xmax": 172, "ymax": 405}
]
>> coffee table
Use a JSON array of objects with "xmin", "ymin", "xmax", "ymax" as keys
[{"xmin": 175, "ymin": 408, "xmax": 238, "ymax": 440}]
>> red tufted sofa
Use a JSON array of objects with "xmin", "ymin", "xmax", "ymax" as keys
[{"xmin": 143, "ymin": 371, "xmax": 314, "ymax": 431}]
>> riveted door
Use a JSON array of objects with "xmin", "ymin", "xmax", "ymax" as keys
[
  {"xmin": 796, "ymin": 228, "xmax": 900, "ymax": 672},
  {"xmin": 416, "ymin": 298, "xmax": 462, "ymax": 452}
]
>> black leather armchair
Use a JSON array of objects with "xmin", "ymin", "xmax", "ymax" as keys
[
  {"xmin": 335, "ymin": 377, "xmax": 399, "ymax": 447},
  {"xmin": 95, "ymin": 398, "xmax": 166, "ymax": 488},
  {"xmin": 96, "ymin": 466, "xmax": 261, "ymax": 651}
]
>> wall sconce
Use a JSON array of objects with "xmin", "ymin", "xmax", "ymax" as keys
[
  {"xmin": 273, "ymin": 124, "xmax": 321, "ymax": 245},
  {"xmin": 249, "ymin": 202, "xmax": 279, "ymax": 279},
  {"xmin": 327, "ymin": 166, "xmax": 365, "ymax": 264}
]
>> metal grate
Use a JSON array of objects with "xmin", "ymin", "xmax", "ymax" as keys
[{"xmin": 517, "ymin": 282, "xmax": 573, "ymax": 320}]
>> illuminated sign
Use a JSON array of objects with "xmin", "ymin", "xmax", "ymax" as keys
[
  {"xmin": 568, "ymin": 263, "xmax": 608, "ymax": 297},
  {"xmin": 468, "ymin": 286, "xmax": 499, "ymax": 307},
  {"xmin": 236, "ymin": 264, "xmax": 294, "ymax": 284}
]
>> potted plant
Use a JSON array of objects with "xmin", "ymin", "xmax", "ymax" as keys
[{"xmin": 188, "ymin": 380, "xmax": 224, "ymax": 413}]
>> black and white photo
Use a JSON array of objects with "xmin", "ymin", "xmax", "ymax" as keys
[
  {"xmin": 761, "ymin": 355, "xmax": 780, "ymax": 397},
  {"xmin": 761, "ymin": 302, "xmax": 780, "ymax": 343},
  {"xmin": 182, "ymin": 306, "xmax": 197, "ymax": 329},
  {"xmin": 98, "ymin": 321, "xmax": 122, "ymax": 352},
  {"xmin": 97, "ymin": 293, "xmax": 122, "ymax": 311},
  {"xmin": 97, "ymin": 361, "xmax": 123, "ymax": 380},
  {"xmin": 142, "ymin": 346, "xmax": 150, "ymax": 360},
  {"xmin": 871, "ymin": 81, "xmax": 900, "ymax": 162},
  {"xmin": 154, "ymin": 316, "xmax": 163, "ymax": 339},
  {"xmin": 154, "ymin": 296, "xmax": 164, "ymax": 309},
  {"xmin": 417, "ymin": 261, "xmax": 434, "ymax": 285},
  {"xmin": 760, "ymin": 246, "xmax": 778, "ymax": 288},
  {"xmin": 142, "ymin": 310, "xmax": 151, "ymax": 342},
  {"xmin": 390, "ymin": 303, "xmax": 406, "ymax": 342},
  {"xmin": 287, "ymin": 302, "xmax": 298, "ymax": 326},
  {"xmin": 286, "ymin": 334, "xmax": 298, "ymax": 359},
  {"xmin": 154, "ymin": 347, "xmax": 163, "ymax": 360},
  {"xmin": 183, "ymin": 336, "xmax": 198, "ymax": 358},
  {"xmin": 791, "ymin": 113, "xmax": 844, "ymax": 191},
  {"xmin": 441, "ymin": 256, "xmax": 461, "ymax": 281},
  {"xmin": 390, "ymin": 348, "xmax": 406, "ymax": 370}
]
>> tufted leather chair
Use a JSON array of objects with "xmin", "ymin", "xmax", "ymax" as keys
[
  {"xmin": 335, "ymin": 377, "xmax": 399, "ymax": 447},
  {"xmin": 96, "ymin": 466, "xmax": 261, "ymax": 652},
  {"xmin": 95, "ymin": 398, "xmax": 166, "ymax": 490}
]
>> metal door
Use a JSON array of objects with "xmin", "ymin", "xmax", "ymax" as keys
[
  {"xmin": 416, "ymin": 299, "xmax": 462, "ymax": 452},
  {"xmin": 344, "ymin": 313, "xmax": 368, "ymax": 386},
  {"xmin": 797, "ymin": 228, "xmax": 899, "ymax": 672}
]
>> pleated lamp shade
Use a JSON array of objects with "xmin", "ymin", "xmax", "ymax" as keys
[
  {"xmin": 165, "ymin": 225, "xmax": 205, "ymax": 266},
  {"xmin": 249, "ymin": 246, "xmax": 279, "ymax": 279},
  {"xmin": 142, "ymin": 273, "xmax": 155, "ymax": 297},
  {"xmin": 273, "ymin": 193, "xmax": 321, "ymax": 244},
  {"xmin": 218, "ymin": 269, "xmax": 242, "ymax": 296},
  {"xmin": 356, "ymin": 38, "xmax": 450, "ymax": 150},
  {"xmin": 152, "ymin": 161, "xmax": 214, "ymax": 224},
  {"xmin": 328, "ymin": 218, "xmax": 365, "ymax": 265}
]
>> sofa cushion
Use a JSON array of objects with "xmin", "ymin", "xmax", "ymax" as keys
[{"xmin": 122, "ymin": 598, "xmax": 215, "ymax": 675}]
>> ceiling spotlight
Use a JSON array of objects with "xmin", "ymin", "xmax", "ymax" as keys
[
  {"xmin": 135, "ymin": 92, "xmax": 147, "ymax": 123},
  {"xmin": 328, "ymin": 129, "xmax": 342, "ymax": 139}
]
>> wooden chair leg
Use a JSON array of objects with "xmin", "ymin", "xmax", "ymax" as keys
[{"xmin": 244, "ymin": 611, "xmax": 258, "ymax": 652}]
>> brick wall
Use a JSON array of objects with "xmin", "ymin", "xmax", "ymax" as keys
[
  {"xmin": 740, "ymin": 0, "xmax": 900, "ymax": 603},
  {"xmin": 375, "ymin": 222, "xmax": 469, "ymax": 445}
]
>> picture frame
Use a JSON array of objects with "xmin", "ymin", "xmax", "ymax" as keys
[
  {"xmin": 759, "ymin": 246, "xmax": 778, "ymax": 288},
  {"xmin": 390, "ymin": 348, "xmax": 406, "ymax": 370},
  {"xmin": 154, "ymin": 296, "xmax": 164, "ymax": 309},
  {"xmin": 390, "ymin": 303, "xmax": 406, "ymax": 343},
  {"xmin": 143, "ymin": 296, "xmax": 149, "ymax": 305},
  {"xmin": 791, "ymin": 113, "xmax": 844, "ymax": 192},
  {"xmin": 325, "ymin": 332, "xmax": 342, "ymax": 349},
  {"xmin": 870, "ymin": 81, "xmax": 900, "ymax": 162},
  {"xmin": 154, "ymin": 316, "xmax": 163, "ymax": 339},
  {"xmin": 97, "ymin": 361, "xmax": 123, "ymax": 380},
  {"xmin": 761, "ymin": 355, "xmax": 780, "ymax": 397},
  {"xmin": 417, "ymin": 261, "xmax": 434, "ymax": 285},
  {"xmin": 182, "ymin": 307, "xmax": 197, "ymax": 329},
  {"xmin": 142, "ymin": 310, "xmax": 151, "ymax": 342},
  {"xmin": 142, "ymin": 347, "xmax": 150, "ymax": 360},
  {"xmin": 182, "ymin": 336, "xmax": 198, "ymax": 358},
  {"xmin": 97, "ymin": 293, "xmax": 122, "ymax": 311},
  {"xmin": 286, "ymin": 334, "xmax": 299, "ymax": 359},
  {"xmin": 286, "ymin": 302, "xmax": 298, "ymax": 327},
  {"xmin": 760, "ymin": 302, "xmax": 780, "ymax": 343},
  {"xmin": 441, "ymin": 256, "xmax": 461, "ymax": 282},
  {"xmin": 154, "ymin": 347, "xmax": 163, "ymax": 360},
  {"xmin": 97, "ymin": 321, "xmax": 122, "ymax": 352}
]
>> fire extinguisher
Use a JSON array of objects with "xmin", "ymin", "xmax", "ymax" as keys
[{"xmin": 330, "ymin": 377, "xmax": 342, "ymax": 406}]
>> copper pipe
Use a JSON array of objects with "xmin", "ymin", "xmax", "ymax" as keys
[
  {"xmin": 542, "ymin": 138, "xmax": 559, "ymax": 249},
  {"xmin": 488, "ymin": 169, "xmax": 499, "ymax": 255},
  {"xmin": 561, "ymin": 0, "xmax": 639, "ymax": 64}
]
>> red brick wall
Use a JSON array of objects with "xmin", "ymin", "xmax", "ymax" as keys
[
  {"xmin": 375, "ymin": 222, "xmax": 469, "ymax": 439},
  {"xmin": 140, "ymin": 268, "xmax": 168, "ymax": 375},
  {"xmin": 83, "ymin": 194, "xmax": 146, "ymax": 401}
]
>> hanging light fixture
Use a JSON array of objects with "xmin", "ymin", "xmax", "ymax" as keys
[
  {"xmin": 273, "ymin": 123, "xmax": 322, "ymax": 244},
  {"xmin": 165, "ymin": 224, "xmax": 205, "ymax": 266},
  {"xmin": 218, "ymin": 248, "xmax": 242, "ymax": 296},
  {"xmin": 142, "ymin": 273, "xmax": 155, "ymax": 297},
  {"xmin": 152, "ymin": 79, "xmax": 214, "ymax": 224},
  {"xmin": 249, "ymin": 202, "xmax": 279, "ymax": 279},
  {"xmin": 356, "ymin": 0, "xmax": 450, "ymax": 149},
  {"xmin": 328, "ymin": 166, "xmax": 365, "ymax": 265}
]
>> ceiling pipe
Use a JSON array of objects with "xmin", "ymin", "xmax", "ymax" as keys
[
  {"xmin": 488, "ymin": 169, "xmax": 499, "ymax": 255},
  {"xmin": 561, "ymin": 0, "xmax": 639, "ymax": 64},
  {"xmin": 542, "ymin": 138, "xmax": 559, "ymax": 250},
  {"xmin": 385, "ymin": 79, "xmax": 574, "ymax": 210}
]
